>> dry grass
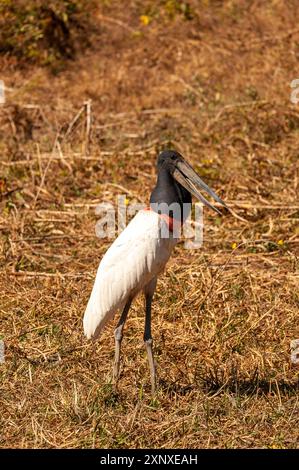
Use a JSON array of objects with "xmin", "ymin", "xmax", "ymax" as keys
[{"xmin": 0, "ymin": 0, "xmax": 299, "ymax": 448}]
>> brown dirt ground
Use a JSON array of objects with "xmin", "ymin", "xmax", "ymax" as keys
[{"xmin": 0, "ymin": 0, "xmax": 299, "ymax": 448}]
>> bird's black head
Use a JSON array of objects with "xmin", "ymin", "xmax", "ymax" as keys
[
  {"xmin": 152, "ymin": 149, "xmax": 227, "ymax": 215},
  {"xmin": 157, "ymin": 149, "xmax": 183, "ymax": 171}
]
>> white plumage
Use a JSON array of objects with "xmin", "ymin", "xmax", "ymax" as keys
[{"xmin": 83, "ymin": 209, "xmax": 177, "ymax": 341}]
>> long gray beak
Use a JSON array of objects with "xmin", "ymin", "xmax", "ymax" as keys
[{"xmin": 172, "ymin": 158, "xmax": 227, "ymax": 215}]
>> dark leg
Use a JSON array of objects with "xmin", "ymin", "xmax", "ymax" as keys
[
  {"xmin": 113, "ymin": 297, "xmax": 132, "ymax": 389},
  {"xmin": 144, "ymin": 277, "xmax": 157, "ymax": 395}
]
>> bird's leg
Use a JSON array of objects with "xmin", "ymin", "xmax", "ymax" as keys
[
  {"xmin": 113, "ymin": 298, "xmax": 132, "ymax": 390},
  {"xmin": 144, "ymin": 277, "xmax": 157, "ymax": 395}
]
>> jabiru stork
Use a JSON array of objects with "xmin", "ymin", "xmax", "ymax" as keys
[{"xmin": 83, "ymin": 150, "xmax": 227, "ymax": 394}]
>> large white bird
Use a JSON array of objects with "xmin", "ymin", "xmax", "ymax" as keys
[{"xmin": 83, "ymin": 150, "xmax": 227, "ymax": 393}]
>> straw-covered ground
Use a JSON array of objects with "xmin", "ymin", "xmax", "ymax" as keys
[{"xmin": 0, "ymin": 0, "xmax": 298, "ymax": 448}]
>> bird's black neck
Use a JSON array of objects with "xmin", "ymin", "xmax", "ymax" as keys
[{"xmin": 149, "ymin": 168, "xmax": 192, "ymax": 221}]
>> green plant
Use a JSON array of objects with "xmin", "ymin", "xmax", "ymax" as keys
[{"xmin": 0, "ymin": 0, "xmax": 96, "ymax": 66}]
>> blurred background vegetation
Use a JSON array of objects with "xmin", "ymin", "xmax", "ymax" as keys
[
  {"xmin": 0, "ymin": 0, "xmax": 197, "ymax": 69},
  {"xmin": 0, "ymin": 0, "xmax": 97, "ymax": 67}
]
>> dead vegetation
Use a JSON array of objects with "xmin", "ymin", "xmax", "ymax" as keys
[
  {"xmin": 0, "ymin": 0, "xmax": 299, "ymax": 448},
  {"xmin": 0, "ymin": 0, "xmax": 97, "ymax": 70}
]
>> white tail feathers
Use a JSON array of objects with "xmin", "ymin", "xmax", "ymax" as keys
[{"xmin": 83, "ymin": 273, "xmax": 126, "ymax": 340}]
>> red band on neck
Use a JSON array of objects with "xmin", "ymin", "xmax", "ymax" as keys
[{"xmin": 144, "ymin": 207, "xmax": 181, "ymax": 233}]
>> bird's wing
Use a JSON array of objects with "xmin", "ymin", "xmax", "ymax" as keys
[{"xmin": 83, "ymin": 210, "xmax": 177, "ymax": 340}]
